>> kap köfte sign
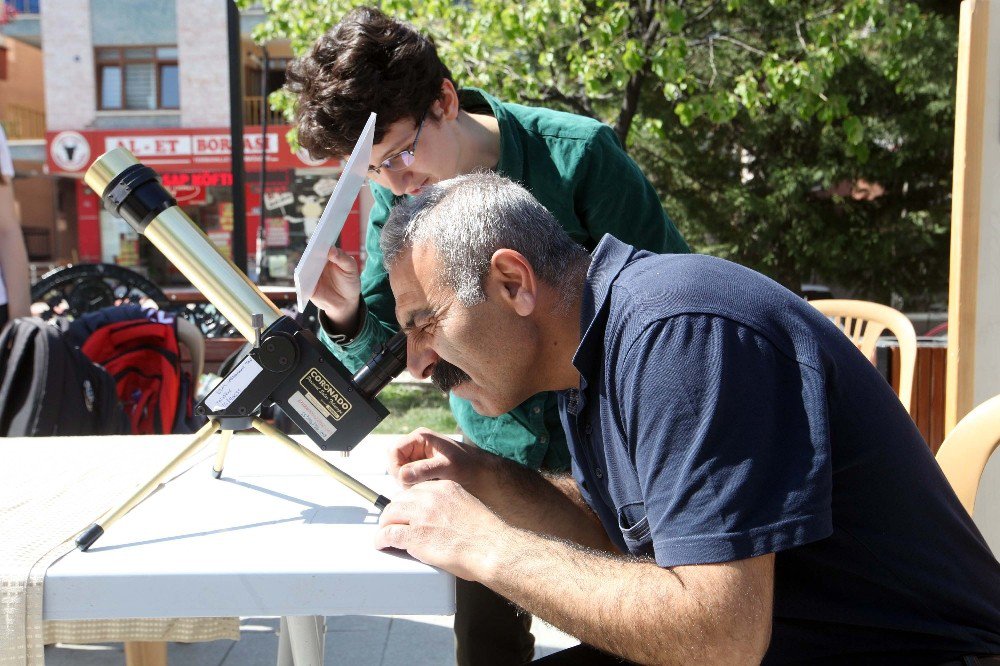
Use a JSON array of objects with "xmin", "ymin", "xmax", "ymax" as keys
[{"xmin": 46, "ymin": 126, "xmax": 339, "ymax": 175}]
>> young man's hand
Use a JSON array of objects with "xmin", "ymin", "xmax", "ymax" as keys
[{"xmin": 312, "ymin": 246, "xmax": 363, "ymax": 334}]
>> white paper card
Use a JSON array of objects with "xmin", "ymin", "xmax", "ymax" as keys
[
  {"xmin": 293, "ymin": 112, "xmax": 377, "ymax": 312},
  {"xmin": 205, "ymin": 355, "xmax": 264, "ymax": 411}
]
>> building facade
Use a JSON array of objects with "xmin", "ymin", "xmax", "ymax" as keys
[{"xmin": 26, "ymin": 0, "xmax": 367, "ymax": 287}]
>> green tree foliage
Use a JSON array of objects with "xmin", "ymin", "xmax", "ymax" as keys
[{"xmin": 243, "ymin": 0, "xmax": 957, "ymax": 305}]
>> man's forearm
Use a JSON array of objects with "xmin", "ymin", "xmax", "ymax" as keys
[
  {"xmin": 477, "ymin": 528, "xmax": 774, "ymax": 666},
  {"xmin": 471, "ymin": 455, "xmax": 615, "ymax": 552},
  {"xmin": 0, "ymin": 187, "xmax": 30, "ymax": 318}
]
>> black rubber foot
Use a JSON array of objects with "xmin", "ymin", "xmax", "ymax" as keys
[
  {"xmin": 76, "ymin": 524, "xmax": 104, "ymax": 551},
  {"xmin": 212, "ymin": 468, "xmax": 222, "ymax": 479},
  {"xmin": 374, "ymin": 495, "xmax": 391, "ymax": 511}
]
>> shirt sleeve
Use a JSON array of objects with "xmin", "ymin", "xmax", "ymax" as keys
[
  {"xmin": 573, "ymin": 125, "xmax": 689, "ymax": 254},
  {"xmin": 616, "ymin": 314, "xmax": 833, "ymax": 567},
  {"xmin": 317, "ymin": 183, "xmax": 399, "ymax": 372}
]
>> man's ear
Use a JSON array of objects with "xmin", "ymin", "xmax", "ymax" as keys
[
  {"xmin": 437, "ymin": 79, "xmax": 460, "ymax": 121},
  {"xmin": 490, "ymin": 249, "xmax": 536, "ymax": 317}
]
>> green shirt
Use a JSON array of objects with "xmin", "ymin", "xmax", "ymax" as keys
[{"xmin": 320, "ymin": 88, "xmax": 688, "ymax": 471}]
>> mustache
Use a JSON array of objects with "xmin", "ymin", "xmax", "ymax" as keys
[{"xmin": 431, "ymin": 360, "xmax": 471, "ymax": 393}]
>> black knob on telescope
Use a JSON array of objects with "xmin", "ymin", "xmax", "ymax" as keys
[{"xmin": 352, "ymin": 331, "xmax": 408, "ymax": 400}]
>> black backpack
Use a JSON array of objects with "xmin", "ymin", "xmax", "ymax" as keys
[{"xmin": 0, "ymin": 317, "xmax": 130, "ymax": 437}]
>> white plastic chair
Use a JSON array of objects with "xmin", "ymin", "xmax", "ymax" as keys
[
  {"xmin": 811, "ymin": 299, "xmax": 917, "ymax": 414},
  {"xmin": 935, "ymin": 394, "xmax": 1000, "ymax": 517}
]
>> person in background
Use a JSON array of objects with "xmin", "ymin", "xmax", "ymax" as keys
[
  {"xmin": 0, "ymin": 124, "xmax": 30, "ymax": 329},
  {"xmin": 285, "ymin": 7, "xmax": 689, "ymax": 663},
  {"xmin": 377, "ymin": 172, "xmax": 1000, "ymax": 665}
]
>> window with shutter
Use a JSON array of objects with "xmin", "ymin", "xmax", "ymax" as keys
[{"xmin": 96, "ymin": 46, "xmax": 179, "ymax": 110}]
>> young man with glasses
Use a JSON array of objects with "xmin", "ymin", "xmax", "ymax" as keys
[{"xmin": 286, "ymin": 7, "xmax": 688, "ymax": 663}]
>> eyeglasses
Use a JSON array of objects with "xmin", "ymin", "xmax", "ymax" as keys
[{"xmin": 368, "ymin": 112, "xmax": 427, "ymax": 175}]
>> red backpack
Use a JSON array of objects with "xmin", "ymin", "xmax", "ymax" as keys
[{"xmin": 80, "ymin": 315, "xmax": 183, "ymax": 435}]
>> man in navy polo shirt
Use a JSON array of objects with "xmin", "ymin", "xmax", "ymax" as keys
[{"xmin": 374, "ymin": 172, "xmax": 1000, "ymax": 664}]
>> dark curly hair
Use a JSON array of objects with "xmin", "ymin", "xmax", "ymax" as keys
[{"xmin": 285, "ymin": 6, "xmax": 454, "ymax": 159}]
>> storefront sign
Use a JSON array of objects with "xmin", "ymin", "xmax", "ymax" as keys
[
  {"xmin": 46, "ymin": 126, "xmax": 341, "ymax": 174},
  {"xmin": 264, "ymin": 191, "xmax": 295, "ymax": 210},
  {"xmin": 161, "ymin": 171, "xmax": 235, "ymax": 204},
  {"xmin": 49, "ymin": 131, "xmax": 91, "ymax": 172},
  {"xmin": 162, "ymin": 172, "xmax": 234, "ymax": 188},
  {"xmin": 265, "ymin": 217, "xmax": 290, "ymax": 247}
]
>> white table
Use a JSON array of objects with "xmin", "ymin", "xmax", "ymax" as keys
[{"xmin": 41, "ymin": 434, "xmax": 455, "ymax": 664}]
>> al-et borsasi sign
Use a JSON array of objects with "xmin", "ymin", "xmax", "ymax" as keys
[{"xmin": 46, "ymin": 126, "xmax": 339, "ymax": 175}]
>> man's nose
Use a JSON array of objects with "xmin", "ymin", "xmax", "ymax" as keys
[{"xmin": 406, "ymin": 335, "xmax": 439, "ymax": 381}]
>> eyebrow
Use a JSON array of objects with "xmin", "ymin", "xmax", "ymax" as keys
[
  {"xmin": 399, "ymin": 307, "xmax": 437, "ymax": 332},
  {"xmin": 373, "ymin": 132, "xmax": 414, "ymax": 167}
]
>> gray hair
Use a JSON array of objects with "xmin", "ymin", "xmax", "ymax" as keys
[{"xmin": 380, "ymin": 172, "xmax": 590, "ymax": 308}]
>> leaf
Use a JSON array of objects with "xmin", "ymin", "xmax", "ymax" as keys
[
  {"xmin": 623, "ymin": 39, "xmax": 644, "ymax": 74},
  {"xmin": 665, "ymin": 7, "xmax": 685, "ymax": 34},
  {"xmin": 843, "ymin": 116, "xmax": 864, "ymax": 145}
]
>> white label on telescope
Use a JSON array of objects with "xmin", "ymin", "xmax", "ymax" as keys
[
  {"xmin": 205, "ymin": 356, "xmax": 264, "ymax": 411},
  {"xmin": 288, "ymin": 390, "xmax": 337, "ymax": 440}
]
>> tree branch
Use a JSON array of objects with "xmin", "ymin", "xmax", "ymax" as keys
[
  {"xmin": 712, "ymin": 33, "xmax": 768, "ymax": 57},
  {"xmin": 709, "ymin": 36, "xmax": 718, "ymax": 86},
  {"xmin": 613, "ymin": 3, "xmax": 663, "ymax": 145}
]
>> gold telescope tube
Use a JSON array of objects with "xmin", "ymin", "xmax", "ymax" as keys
[{"xmin": 84, "ymin": 148, "xmax": 281, "ymax": 340}]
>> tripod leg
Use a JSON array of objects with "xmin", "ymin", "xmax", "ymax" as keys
[
  {"xmin": 251, "ymin": 417, "xmax": 390, "ymax": 511},
  {"xmin": 212, "ymin": 429, "xmax": 234, "ymax": 479},
  {"xmin": 76, "ymin": 419, "xmax": 221, "ymax": 551}
]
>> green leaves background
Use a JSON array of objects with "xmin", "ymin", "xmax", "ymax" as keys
[{"xmin": 243, "ymin": 0, "xmax": 957, "ymax": 306}]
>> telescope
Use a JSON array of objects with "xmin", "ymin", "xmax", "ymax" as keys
[{"xmin": 76, "ymin": 148, "xmax": 406, "ymax": 550}]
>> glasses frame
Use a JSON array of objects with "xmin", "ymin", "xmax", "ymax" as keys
[{"xmin": 368, "ymin": 110, "xmax": 428, "ymax": 175}]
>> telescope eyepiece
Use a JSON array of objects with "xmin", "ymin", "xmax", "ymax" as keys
[
  {"xmin": 352, "ymin": 331, "xmax": 408, "ymax": 400},
  {"xmin": 99, "ymin": 163, "xmax": 177, "ymax": 233}
]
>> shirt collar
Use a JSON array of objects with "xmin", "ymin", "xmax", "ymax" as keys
[
  {"xmin": 572, "ymin": 235, "xmax": 636, "ymax": 380},
  {"xmin": 457, "ymin": 88, "xmax": 523, "ymax": 183}
]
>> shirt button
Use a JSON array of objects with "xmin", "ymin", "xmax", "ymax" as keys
[
  {"xmin": 585, "ymin": 425, "xmax": 593, "ymax": 435},
  {"xmin": 532, "ymin": 406, "xmax": 541, "ymax": 414},
  {"xmin": 539, "ymin": 435, "xmax": 548, "ymax": 444},
  {"xmin": 594, "ymin": 468, "xmax": 604, "ymax": 479}
]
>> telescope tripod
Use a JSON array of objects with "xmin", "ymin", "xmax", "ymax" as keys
[{"xmin": 75, "ymin": 417, "xmax": 390, "ymax": 551}]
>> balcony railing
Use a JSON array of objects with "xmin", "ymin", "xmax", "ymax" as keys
[
  {"xmin": 2, "ymin": 104, "xmax": 45, "ymax": 139},
  {"xmin": 244, "ymin": 96, "xmax": 286, "ymax": 128}
]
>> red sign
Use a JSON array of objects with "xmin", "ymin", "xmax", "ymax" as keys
[
  {"xmin": 160, "ymin": 171, "xmax": 235, "ymax": 205},
  {"xmin": 46, "ymin": 126, "xmax": 341, "ymax": 174},
  {"xmin": 162, "ymin": 172, "xmax": 234, "ymax": 188}
]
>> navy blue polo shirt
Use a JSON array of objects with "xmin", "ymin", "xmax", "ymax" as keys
[{"xmin": 560, "ymin": 236, "xmax": 1000, "ymax": 664}]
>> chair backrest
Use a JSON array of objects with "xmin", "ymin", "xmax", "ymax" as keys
[
  {"xmin": 811, "ymin": 299, "xmax": 917, "ymax": 414},
  {"xmin": 176, "ymin": 315, "xmax": 205, "ymax": 379},
  {"xmin": 935, "ymin": 394, "xmax": 1000, "ymax": 517}
]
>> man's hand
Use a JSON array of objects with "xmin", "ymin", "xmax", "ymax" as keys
[
  {"xmin": 388, "ymin": 429, "xmax": 615, "ymax": 551},
  {"xmin": 375, "ymin": 479, "xmax": 507, "ymax": 581},
  {"xmin": 311, "ymin": 246, "xmax": 362, "ymax": 333},
  {"xmin": 388, "ymin": 428, "xmax": 493, "ymax": 492},
  {"xmin": 376, "ymin": 476, "xmax": 774, "ymax": 665}
]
